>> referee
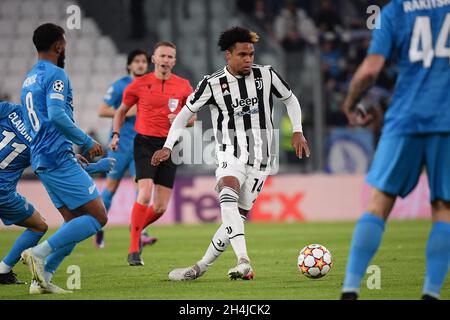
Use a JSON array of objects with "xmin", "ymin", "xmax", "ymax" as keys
[{"xmin": 111, "ymin": 42, "xmax": 195, "ymax": 266}]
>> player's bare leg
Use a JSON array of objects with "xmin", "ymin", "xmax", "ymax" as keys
[
  {"xmin": 95, "ymin": 178, "xmax": 120, "ymax": 248},
  {"xmin": 365, "ymin": 189, "xmax": 396, "ymax": 221},
  {"xmin": 0, "ymin": 211, "xmax": 47, "ymax": 285}
]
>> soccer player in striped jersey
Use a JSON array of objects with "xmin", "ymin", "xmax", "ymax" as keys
[{"xmin": 151, "ymin": 26, "xmax": 310, "ymax": 280}]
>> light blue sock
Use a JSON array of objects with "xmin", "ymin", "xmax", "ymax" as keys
[
  {"xmin": 343, "ymin": 212, "xmax": 385, "ymax": 292},
  {"xmin": 423, "ymin": 221, "xmax": 450, "ymax": 299},
  {"xmin": 42, "ymin": 215, "xmax": 101, "ymax": 254},
  {"xmin": 101, "ymin": 189, "xmax": 114, "ymax": 212},
  {"xmin": 2, "ymin": 229, "xmax": 45, "ymax": 268},
  {"xmin": 44, "ymin": 222, "xmax": 77, "ymax": 274},
  {"xmin": 45, "ymin": 243, "xmax": 77, "ymax": 274}
]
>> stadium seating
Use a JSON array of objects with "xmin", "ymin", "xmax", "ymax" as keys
[{"xmin": 0, "ymin": 0, "xmax": 121, "ymax": 143}]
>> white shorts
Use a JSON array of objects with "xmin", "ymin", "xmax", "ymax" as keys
[{"xmin": 215, "ymin": 151, "xmax": 269, "ymax": 210}]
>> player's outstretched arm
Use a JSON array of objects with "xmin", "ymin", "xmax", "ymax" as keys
[
  {"xmin": 98, "ymin": 102, "xmax": 116, "ymax": 118},
  {"xmin": 341, "ymin": 54, "xmax": 385, "ymax": 126},
  {"xmin": 270, "ymin": 66, "xmax": 310, "ymax": 159},
  {"xmin": 187, "ymin": 114, "xmax": 197, "ymax": 127},
  {"xmin": 151, "ymin": 106, "xmax": 194, "ymax": 166},
  {"xmin": 99, "ymin": 102, "xmax": 136, "ymax": 119},
  {"xmin": 283, "ymin": 93, "xmax": 310, "ymax": 159},
  {"xmin": 110, "ymin": 103, "xmax": 133, "ymax": 151},
  {"xmin": 47, "ymin": 104, "xmax": 103, "ymax": 158}
]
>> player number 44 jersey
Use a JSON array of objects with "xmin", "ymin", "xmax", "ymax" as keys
[{"xmin": 369, "ymin": 0, "xmax": 450, "ymax": 136}]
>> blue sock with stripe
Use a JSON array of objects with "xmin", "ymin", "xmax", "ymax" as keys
[
  {"xmin": 423, "ymin": 221, "xmax": 450, "ymax": 299},
  {"xmin": 343, "ymin": 212, "xmax": 385, "ymax": 293},
  {"xmin": 2, "ymin": 229, "xmax": 45, "ymax": 269},
  {"xmin": 101, "ymin": 189, "xmax": 114, "ymax": 212}
]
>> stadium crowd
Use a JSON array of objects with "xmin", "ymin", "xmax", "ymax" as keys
[{"xmin": 236, "ymin": 0, "xmax": 396, "ymax": 130}]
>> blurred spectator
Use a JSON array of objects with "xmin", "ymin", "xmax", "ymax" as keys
[
  {"xmin": 253, "ymin": 0, "xmax": 274, "ymax": 34},
  {"xmin": 274, "ymin": 0, "xmax": 318, "ymax": 45},
  {"xmin": 320, "ymin": 36, "xmax": 345, "ymax": 82},
  {"xmin": 130, "ymin": 0, "xmax": 147, "ymax": 39},
  {"xmin": 281, "ymin": 30, "xmax": 305, "ymax": 52},
  {"xmin": 314, "ymin": 0, "xmax": 342, "ymax": 33},
  {"xmin": 235, "ymin": 0, "xmax": 255, "ymax": 15}
]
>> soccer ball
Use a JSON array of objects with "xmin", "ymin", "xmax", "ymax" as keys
[{"xmin": 298, "ymin": 244, "xmax": 333, "ymax": 279}]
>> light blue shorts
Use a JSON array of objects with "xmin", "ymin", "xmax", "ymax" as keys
[
  {"xmin": 0, "ymin": 191, "xmax": 35, "ymax": 226},
  {"xmin": 106, "ymin": 148, "xmax": 135, "ymax": 180},
  {"xmin": 367, "ymin": 133, "xmax": 450, "ymax": 201},
  {"xmin": 36, "ymin": 157, "xmax": 100, "ymax": 210}
]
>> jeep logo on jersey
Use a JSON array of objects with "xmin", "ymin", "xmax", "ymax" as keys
[{"xmin": 231, "ymin": 97, "xmax": 259, "ymax": 109}]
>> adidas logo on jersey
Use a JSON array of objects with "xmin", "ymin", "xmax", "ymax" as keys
[{"xmin": 231, "ymin": 97, "xmax": 259, "ymax": 109}]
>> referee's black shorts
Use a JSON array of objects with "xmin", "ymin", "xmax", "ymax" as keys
[{"xmin": 134, "ymin": 134, "xmax": 177, "ymax": 188}]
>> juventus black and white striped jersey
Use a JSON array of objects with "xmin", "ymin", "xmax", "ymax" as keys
[{"xmin": 185, "ymin": 64, "xmax": 295, "ymax": 171}]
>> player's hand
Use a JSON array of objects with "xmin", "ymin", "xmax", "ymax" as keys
[
  {"xmin": 84, "ymin": 157, "xmax": 117, "ymax": 175},
  {"xmin": 76, "ymin": 154, "xmax": 89, "ymax": 166},
  {"xmin": 88, "ymin": 140, "xmax": 104, "ymax": 158},
  {"xmin": 343, "ymin": 101, "xmax": 374, "ymax": 127},
  {"xmin": 151, "ymin": 147, "xmax": 171, "ymax": 166},
  {"xmin": 110, "ymin": 135, "xmax": 119, "ymax": 151},
  {"xmin": 346, "ymin": 110, "xmax": 374, "ymax": 127},
  {"xmin": 168, "ymin": 113, "xmax": 176, "ymax": 124},
  {"xmin": 292, "ymin": 132, "xmax": 310, "ymax": 159}
]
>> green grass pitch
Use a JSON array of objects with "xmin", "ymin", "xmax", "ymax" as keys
[{"xmin": 0, "ymin": 220, "xmax": 448, "ymax": 300}]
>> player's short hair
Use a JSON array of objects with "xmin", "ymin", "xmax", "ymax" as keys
[
  {"xmin": 127, "ymin": 49, "xmax": 148, "ymax": 66},
  {"xmin": 153, "ymin": 41, "xmax": 176, "ymax": 53},
  {"xmin": 33, "ymin": 23, "xmax": 65, "ymax": 52},
  {"xmin": 127, "ymin": 49, "xmax": 149, "ymax": 73},
  {"xmin": 218, "ymin": 26, "xmax": 259, "ymax": 52},
  {"xmin": 126, "ymin": 49, "xmax": 148, "ymax": 73}
]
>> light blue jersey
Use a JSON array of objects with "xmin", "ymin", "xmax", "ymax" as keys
[
  {"xmin": 368, "ymin": 0, "xmax": 450, "ymax": 136},
  {"xmin": 0, "ymin": 102, "xmax": 31, "ymax": 193},
  {"xmin": 20, "ymin": 60, "xmax": 98, "ymax": 210},
  {"xmin": 367, "ymin": 1, "xmax": 450, "ymax": 201},
  {"xmin": 20, "ymin": 60, "xmax": 92, "ymax": 171},
  {"xmin": 0, "ymin": 102, "xmax": 35, "ymax": 225},
  {"xmin": 103, "ymin": 76, "xmax": 136, "ymax": 151}
]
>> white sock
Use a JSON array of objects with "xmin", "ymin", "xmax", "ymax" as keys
[
  {"xmin": 199, "ymin": 224, "xmax": 231, "ymax": 268},
  {"xmin": 44, "ymin": 271, "xmax": 53, "ymax": 284},
  {"xmin": 0, "ymin": 261, "xmax": 12, "ymax": 274},
  {"xmin": 219, "ymin": 187, "xmax": 249, "ymax": 262},
  {"xmin": 32, "ymin": 241, "xmax": 53, "ymax": 259},
  {"xmin": 199, "ymin": 214, "xmax": 248, "ymax": 269}
]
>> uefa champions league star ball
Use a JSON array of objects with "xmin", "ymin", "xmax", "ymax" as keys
[{"xmin": 298, "ymin": 244, "xmax": 333, "ymax": 279}]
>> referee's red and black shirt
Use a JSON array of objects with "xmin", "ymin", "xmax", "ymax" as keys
[{"xmin": 122, "ymin": 72, "xmax": 193, "ymax": 137}]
